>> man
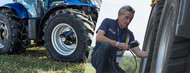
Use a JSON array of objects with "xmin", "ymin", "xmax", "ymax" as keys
[{"xmin": 91, "ymin": 5, "xmax": 149, "ymax": 73}]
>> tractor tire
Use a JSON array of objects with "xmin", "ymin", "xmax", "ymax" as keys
[
  {"xmin": 139, "ymin": 1, "xmax": 165, "ymax": 73},
  {"xmin": 141, "ymin": 0, "xmax": 190, "ymax": 73},
  {"xmin": 44, "ymin": 9, "xmax": 94, "ymax": 62},
  {"xmin": 0, "ymin": 9, "xmax": 24, "ymax": 54}
]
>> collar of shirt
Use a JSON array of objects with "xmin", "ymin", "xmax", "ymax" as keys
[{"xmin": 115, "ymin": 19, "xmax": 128, "ymax": 30}]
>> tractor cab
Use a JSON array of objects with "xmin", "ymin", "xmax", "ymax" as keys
[{"xmin": 13, "ymin": 0, "xmax": 46, "ymax": 18}]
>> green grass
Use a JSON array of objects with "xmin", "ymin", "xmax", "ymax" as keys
[
  {"xmin": 0, "ymin": 47, "xmax": 86, "ymax": 73},
  {"xmin": 84, "ymin": 63, "xmax": 95, "ymax": 73}
]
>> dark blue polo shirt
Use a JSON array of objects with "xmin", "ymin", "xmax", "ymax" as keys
[{"xmin": 92, "ymin": 18, "xmax": 135, "ymax": 58}]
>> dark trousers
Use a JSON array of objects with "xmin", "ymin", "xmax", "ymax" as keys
[{"xmin": 91, "ymin": 42, "xmax": 126, "ymax": 73}]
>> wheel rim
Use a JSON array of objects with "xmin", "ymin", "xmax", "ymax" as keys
[
  {"xmin": 0, "ymin": 21, "xmax": 8, "ymax": 48},
  {"xmin": 51, "ymin": 23, "xmax": 78, "ymax": 56},
  {"xmin": 156, "ymin": 4, "xmax": 176, "ymax": 73}
]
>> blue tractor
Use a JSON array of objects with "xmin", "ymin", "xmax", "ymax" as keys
[{"xmin": 0, "ymin": 0, "xmax": 101, "ymax": 62}]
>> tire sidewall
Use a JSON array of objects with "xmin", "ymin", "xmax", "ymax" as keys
[
  {"xmin": 150, "ymin": 0, "xmax": 179, "ymax": 73},
  {"xmin": 161, "ymin": 0, "xmax": 180, "ymax": 73},
  {"xmin": 140, "ymin": 2, "xmax": 164, "ymax": 73}
]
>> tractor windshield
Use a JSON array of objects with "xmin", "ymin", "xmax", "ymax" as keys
[
  {"xmin": 14, "ymin": 0, "xmax": 45, "ymax": 18},
  {"xmin": 16, "ymin": 0, "xmax": 37, "ymax": 18}
]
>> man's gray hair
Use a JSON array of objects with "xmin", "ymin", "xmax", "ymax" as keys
[{"xmin": 118, "ymin": 5, "xmax": 135, "ymax": 15}]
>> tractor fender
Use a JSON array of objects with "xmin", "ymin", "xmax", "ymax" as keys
[
  {"xmin": 37, "ymin": 5, "xmax": 94, "ymax": 39},
  {"xmin": 1, "ymin": 3, "xmax": 28, "ymax": 18},
  {"xmin": 175, "ymin": 0, "xmax": 190, "ymax": 39}
]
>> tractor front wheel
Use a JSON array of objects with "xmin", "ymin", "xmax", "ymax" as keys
[
  {"xmin": 0, "ymin": 9, "xmax": 24, "ymax": 54},
  {"xmin": 44, "ymin": 9, "xmax": 94, "ymax": 62}
]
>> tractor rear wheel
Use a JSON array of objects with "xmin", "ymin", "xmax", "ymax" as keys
[
  {"xmin": 139, "ymin": 1, "xmax": 165, "ymax": 73},
  {"xmin": 0, "ymin": 9, "xmax": 24, "ymax": 54},
  {"xmin": 44, "ymin": 9, "xmax": 94, "ymax": 62},
  {"xmin": 150, "ymin": 0, "xmax": 190, "ymax": 73},
  {"xmin": 140, "ymin": 0, "xmax": 190, "ymax": 73}
]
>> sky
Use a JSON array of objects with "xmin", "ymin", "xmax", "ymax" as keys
[
  {"xmin": 0, "ymin": 0, "xmax": 152, "ymax": 49},
  {"xmin": 0, "ymin": 0, "xmax": 13, "ymax": 5}
]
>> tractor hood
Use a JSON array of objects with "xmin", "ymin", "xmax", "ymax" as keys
[{"xmin": 49, "ymin": 0, "xmax": 101, "ymax": 8}]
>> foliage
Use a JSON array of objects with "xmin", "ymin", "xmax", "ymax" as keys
[{"xmin": 119, "ymin": 55, "xmax": 141, "ymax": 73}]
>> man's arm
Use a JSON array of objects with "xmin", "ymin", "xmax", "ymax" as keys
[
  {"xmin": 130, "ymin": 47, "xmax": 149, "ymax": 58},
  {"xmin": 96, "ymin": 30, "xmax": 117, "ymax": 47},
  {"xmin": 96, "ymin": 30, "xmax": 129, "ymax": 50}
]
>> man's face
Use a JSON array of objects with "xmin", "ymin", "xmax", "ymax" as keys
[{"xmin": 118, "ymin": 10, "xmax": 134, "ymax": 29}]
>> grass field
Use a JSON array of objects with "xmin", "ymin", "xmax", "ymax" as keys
[
  {"xmin": 0, "ymin": 47, "xmax": 85, "ymax": 73},
  {"xmin": 84, "ymin": 63, "xmax": 95, "ymax": 73},
  {"xmin": 0, "ymin": 46, "xmax": 141, "ymax": 73}
]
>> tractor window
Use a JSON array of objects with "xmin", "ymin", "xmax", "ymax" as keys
[
  {"xmin": 42, "ymin": 0, "xmax": 49, "ymax": 12},
  {"xmin": 16, "ymin": 0, "xmax": 37, "ymax": 18}
]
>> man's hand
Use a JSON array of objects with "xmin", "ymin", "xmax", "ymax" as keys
[{"xmin": 118, "ymin": 43, "xmax": 129, "ymax": 50}]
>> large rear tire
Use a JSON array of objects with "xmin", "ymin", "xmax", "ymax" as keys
[
  {"xmin": 44, "ymin": 9, "xmax": 94, "ymax": 62},
  {"xmin": 141, "ymin": 0, "xmax": 190, "ymax": 73},
  {"xmin": 0, "ymin": 9, "xmax": 24, "ymax": 54},
  {"xmin": 139, "ymin": 1, "xmax": 165, "ymax": 73}
]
